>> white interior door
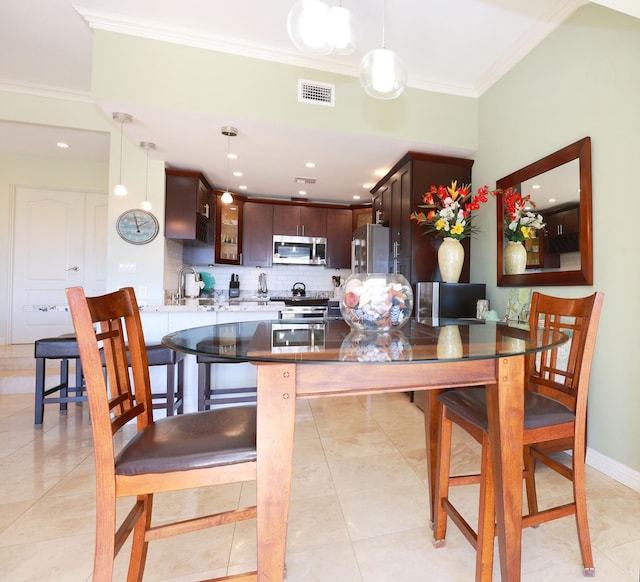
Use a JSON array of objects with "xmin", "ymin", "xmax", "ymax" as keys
[{"xmin": 11, "ymin": 188, "xmax": 107, "ymax": 343}]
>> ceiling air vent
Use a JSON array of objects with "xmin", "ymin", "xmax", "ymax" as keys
[
  {"xmin": 294, "ymin": 176, "xmax": 317, "ymax": 184},
  {"xmin": 298, "ymin": 79, "xmax": 335, "ymax": 107}
]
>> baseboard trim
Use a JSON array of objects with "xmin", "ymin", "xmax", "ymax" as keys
[{"xmin": 587, "ymin": 446, "xmax": 640, "ymax": 493}]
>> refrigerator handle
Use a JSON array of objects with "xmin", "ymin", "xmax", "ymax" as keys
[{"xmin": 351, "ymin": 239, "xmax": 358, "ymax": 272}]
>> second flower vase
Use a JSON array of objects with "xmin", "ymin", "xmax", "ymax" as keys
[{"xmin": 438, "ymin": 237, "xmax": 464, "ymax": 283}]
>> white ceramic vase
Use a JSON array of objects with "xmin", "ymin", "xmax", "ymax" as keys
[
  {"xmin": 438, "ymin": 237, "xmax": 464, "ymax": 283},
  {"xmin": 437, "ymin": 325, "xmax": 463, "ymax": 359},
  {"xmin": 504, "ymin": 241, "xmax": 527, "ymax": 275}
]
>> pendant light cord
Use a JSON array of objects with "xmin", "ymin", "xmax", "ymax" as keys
[
  {"xmin": 144, "ymin": 145, "xmax": 149, "ymax": 202},
  {"xmin": 226, "ymin": 134, "xmax": 231, "ymax": 193},
  {"xmin": 382, "ymin": 0, "xmax": 386, "ymax": 49},
  {"xmin": 118, "ymin": 119, "xmax": 124, "ymax": 185}
]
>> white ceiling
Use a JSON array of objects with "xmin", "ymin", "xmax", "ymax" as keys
[{"xmin": 1, "ymin": 0, "xmax": 637, "ymax": 203}]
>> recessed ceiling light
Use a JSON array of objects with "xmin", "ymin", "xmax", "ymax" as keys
[
  {"xmin": 56, "ymin": 142, "xmax": 69, "ymax": 149},
  {"xmin": 239, "ymin": 185, "xmax": 247, "ymax": 190},
  {"xmin": 548, "ymin": 197, "xmax": 556, "ymax": 203},
  {"xmin": 362, "ymin": 183, "xmax": 372, "ymax": 189},
  {"xmin": 305, "ymin": 162, "xmax": 316, "ymax": 168},
  {"xmin": 353, "ymin": 195, "xmax": 361, "ymax": 200},
  {"xmin": 374, "ymin": 168, "xmax": 388, "ymax": 177},
  {"xmin": 233, "ymin": 171, "xmax": 243, "ymax": 177},
  {"xmin": 227, "ymin": 153, "xmax": 238, "ymax": 160},
  {"xmin": 532, "ymin": 184, "xmax": 541, "ymax": 189},
  {"xmin": 298, "ymin": 190, "xmax": 307, "ymax": 195}
]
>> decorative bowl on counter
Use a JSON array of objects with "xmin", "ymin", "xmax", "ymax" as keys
[
  {"xmin": 339, "ymin": 330, "xmax": 413, "ymax": 362},
  {"xmin": 339, "ymin": 273, "xmax": 413, "ymax": 331}
]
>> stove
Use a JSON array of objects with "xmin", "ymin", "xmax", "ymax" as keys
[{"xmin": 270, "ymin": 295, "xmax": 329, "ymax": 319}]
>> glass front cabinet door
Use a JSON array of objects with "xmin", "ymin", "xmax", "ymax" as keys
[{"xmin": 215, "ymin": 192, "xmax": 243, "ymax": 265}]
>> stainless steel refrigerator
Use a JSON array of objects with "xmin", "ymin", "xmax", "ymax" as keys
[{"xmin": 351, "ymin": 224, "xmax": 389, "ymax": 273}]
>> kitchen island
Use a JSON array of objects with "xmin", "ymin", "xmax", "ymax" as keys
[{"xmin": 140, "ymin": 299, "xmax": 284, "ymax": 412}]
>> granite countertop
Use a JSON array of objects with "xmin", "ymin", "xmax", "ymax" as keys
[{"xmin": 142, "ymin": 299, "xmax": 284, "ymax": 313}]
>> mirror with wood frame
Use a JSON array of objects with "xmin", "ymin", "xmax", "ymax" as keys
[{"xmin": 496, "ymin": 136, "xmax": 593, "ymax": 286}]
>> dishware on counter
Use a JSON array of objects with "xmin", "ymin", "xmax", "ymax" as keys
[
  {"xmin": 229, "ymin": 273, "xmax": 240, "ymax": 298},
  {"xmin": 258, "ymin": 272, "xmax": 268, "ymax": 296},
  {"xmin": 339, "ymin": 273, "xmax": 413, "ymax": 331},
  {"xmin": 198, "ymin": 272, "xmax": 216, "ymax": 295},
  {"xmin": 184, "ymin": 273, "xmax": 205, "ymax": 298},
  {"xmin": 291, "ymin": 282, "xmax": 306, "ymax": 297},
  {"xmin": 332, "ymin": 275, "xmax": 342, "ymax": 299}
]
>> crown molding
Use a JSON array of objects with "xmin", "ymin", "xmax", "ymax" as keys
[{"xmin": 0, "ymin": 78, "xmax": 92, "ymax": 102}]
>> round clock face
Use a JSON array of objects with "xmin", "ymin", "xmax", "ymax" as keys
[{"xmin": 116, "ymin": 209, "xmax": 159, "ymax": 245}]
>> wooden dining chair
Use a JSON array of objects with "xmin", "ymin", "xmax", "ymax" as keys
[
  {"xmin": 433, "ymin": 291, "xmax": 604, "ymax": 580},
  {"xmin": 65, "ymin": 286, "xmax": 257, "ymax": 582}
]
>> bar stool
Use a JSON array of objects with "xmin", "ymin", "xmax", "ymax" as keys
[
  {"xmin": 143, "ymin": 344, "xmax": 185, "ymax": 416},
  {"xmin": 196, "ymin": 339, "xmax": 256, "ymax": 410},
  {"xmin": 34, "ymin": 336, "xmax": 186, "ymax": 427},
  {"xmin": 34, "ymin": 333, "xmax": 85, "ymax": 428}
]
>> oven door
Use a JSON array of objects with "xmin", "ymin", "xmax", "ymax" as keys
[{"xmin": 271, "ymin": 322, "xmax": 325, "ymax": 353}]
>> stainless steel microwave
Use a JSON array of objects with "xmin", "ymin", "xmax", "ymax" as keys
[{"xmin": 273, "ymin": 235, "xmax": 327, "ymax": 266}]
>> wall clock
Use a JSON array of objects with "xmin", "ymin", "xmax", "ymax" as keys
[{"xmin": 116, "ymin": 209, "xmax": 159, "ymax": 245}]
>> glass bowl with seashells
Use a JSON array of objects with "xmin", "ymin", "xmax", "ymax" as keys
[{"xmin": 339, "ymin": 273, "xmax": 413, "ymax": 331}]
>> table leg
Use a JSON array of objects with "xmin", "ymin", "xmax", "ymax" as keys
[
  {"xmin": 423, "ymin": 389, "xmax": 444, "ymax": 526},
  {"xmin": 486, "ymin": 356, "xmax": 524, "ymax": 582},
  {"xmin": 256, "ymin": 363, "xmax": 297, "ymax": 582}
]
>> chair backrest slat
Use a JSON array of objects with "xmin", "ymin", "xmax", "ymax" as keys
[
  {"xmin": 527, "ymin": 292, "xmax": 604, "ymax": 418},
  {"xmin": 66, "ymin": 286, "xmax": 155, "ymax": 481}
]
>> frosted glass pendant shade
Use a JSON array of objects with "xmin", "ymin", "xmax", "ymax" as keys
[
  {"xmin": 287, "ymin": 0, "xmax": 356, "ymax": 55},
  {"xmin": 113, "ymin": 183, "xmax": 128, "ymax": 197},
  {"xmin": 287, "ymin": 0, "xmax": 333, "ymax": 55},
  {"xmin": 359, "ymin": 48, "xmax": 407, "ymax": 99},
  {"xmin": 327, "ymin": 6, "xmax": 356, "ymax": 55},
  {"xmin": 221, "ymin": 190, "xmax": 233, "ymax": 204}
]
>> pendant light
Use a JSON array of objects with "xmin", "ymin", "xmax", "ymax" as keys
[
  {"xmin": 327, "ymin": 2, "xmax": 357, "ymax": 55},
  {"xmin": 139, "ymin": 141, "xmax": 156, "ymax": 211},
  {"xmin": 221, "ymin": 126, "xmax": 237, "ymax": 204},
  {"xmin": 287, "ymin": 0, "xmax": 356, "ymax": 56},
  {"xmin": 359, "ymin": 0, "xmax": 406, "ymax": 99},
  {"xmin": 112, "ymin": 112, "xmax": 132, "ymax": 196}
]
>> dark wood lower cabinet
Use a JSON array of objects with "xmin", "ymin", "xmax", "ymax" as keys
[{"xmin": 326, "ymin": 208, "xmax": 352, "ymax": 269}]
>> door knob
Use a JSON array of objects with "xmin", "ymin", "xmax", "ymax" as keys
[{"xmin": 65, "ymin": 266, "xmax": 79, "ymax": 272}]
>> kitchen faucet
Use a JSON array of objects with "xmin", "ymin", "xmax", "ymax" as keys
[{"xmin": 177, "ymin": 265, "xmax": 197, "ymax": 300}]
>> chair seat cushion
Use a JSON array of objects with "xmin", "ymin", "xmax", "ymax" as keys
[
  {"xmin": 115, "ymin": 406, "xmax": 256, "ymax": 476},
  {"xmin": 34, "ymin": 333, "xmax": 79, "ymax": 358},
  {"xmin": 438, "ymin": 387, "xmax": 575, "ymax": 432}
]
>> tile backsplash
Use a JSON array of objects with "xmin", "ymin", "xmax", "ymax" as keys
[
  {"xmin": 163, "ymin": 239, "xmax": 350, "ymax": 299},
  {"xmin": 194, "ymin": 264, "xmax": 351, "ymax": 298}
]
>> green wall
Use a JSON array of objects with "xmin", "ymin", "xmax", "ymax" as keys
[
  {"xmin": 91, "ymin": 30, "xmax": 478, "ymax": 153},
  {"xmin": 473, "ymin": 4, "xmax": 640, "ymax": 473}
]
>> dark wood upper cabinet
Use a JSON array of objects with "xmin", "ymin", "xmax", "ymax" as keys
[
  {"xmin": 371, "ymin": 151, "xmax": 474, "ymax": 286},
  {"xmin": 273, "ymin": 204, "xmax": 327, "ymax": 237},
  {"xmin": 326, "ymin": 208, "xmax": 352, "ymax": 269},
  {"xmin": 242, "ymin": 201, "xmax": 273, "ymax": 267},
  {"xmin": 165, "ymin": 169, "xmax": 213, "ymax": 242},
  {"xmin": 544, "ymin": 202, "xmax": 580, "ymax": 254}
]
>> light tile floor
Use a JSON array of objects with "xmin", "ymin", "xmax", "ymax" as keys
[{"xmin": 1, "ymin": 389, "xmax": 639, "ymax": 581}]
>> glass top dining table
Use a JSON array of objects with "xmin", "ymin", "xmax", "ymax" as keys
[{"xmin": 163, "ymin": 318, "xmax": 568, "ymax": 582}]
